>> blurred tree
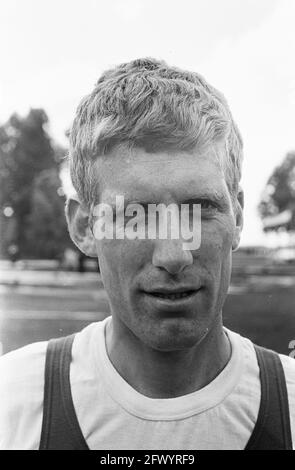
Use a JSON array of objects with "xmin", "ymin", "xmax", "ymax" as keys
[
  {"xmin": 26, "ymin": 169, "xmax": 71, "ymax": 259},
  {"xmin": 258, "ymin": 151, "xmax": 295, "ymax": 232},
  {"xmin": 0, "ymin": 109, "xmax": 67, "ymax": 257}
]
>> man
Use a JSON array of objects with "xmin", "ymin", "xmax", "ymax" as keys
[{"xmin": 1, "ymin": 58, "xmax": 294, "ymax": 450}]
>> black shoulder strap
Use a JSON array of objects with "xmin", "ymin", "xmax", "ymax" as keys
[
  {"xmin": 245, "ymin": 344, "xmax": 292, "ymax": 450},
  {"xmin": 39, "ymin": 334, "xmax": 89, "ymax": 450}
]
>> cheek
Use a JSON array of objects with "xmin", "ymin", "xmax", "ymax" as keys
[
  {"xmin": 96, "ymin": 238, "xmax": 152, "ymax": 280},
  {"xmin": 197, "ymin": 220, "xmax": 234, "ymax": 300},
  {"xmin": 198, "ymin": 218, "xmax": 234, "ymax": 264}
]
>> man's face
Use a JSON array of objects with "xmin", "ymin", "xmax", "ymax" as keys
[{"xmin": 93, "ymin": 145, "xmax": 241, "ymax": 351}]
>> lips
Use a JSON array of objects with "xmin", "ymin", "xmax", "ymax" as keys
[{"xmin": 144, "ymin": 288, "xmax": 200, "ymax": 301}]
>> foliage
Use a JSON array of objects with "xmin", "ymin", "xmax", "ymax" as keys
[
  {"xmin": 25, "ymin": 169, "xmax": 71, "ymax": 258},
  {"xmin": 258, "ymin": 152, "xmax": 295, "ymax": 232},
  {"xmin": 0, "ymin": 109, "xmax": 70, "ymax": 258}
]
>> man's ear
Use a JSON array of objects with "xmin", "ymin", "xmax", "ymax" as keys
[
  {"xmin": 232, "ymin": 188, "xmax": 244, "ymax": 252},
  {"xmin": 65, "ymin": 196, "xmax": 97, "ymax": 257}
]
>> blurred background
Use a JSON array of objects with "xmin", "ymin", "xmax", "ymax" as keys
[{"xmin": 0, "ymin": 0, "xmax": 295, "ymax": 356}]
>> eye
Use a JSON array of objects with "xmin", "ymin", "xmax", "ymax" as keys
[
  {"xmin": 199, "ymin": 200, "xmax": 219, "ymax": 218},
  {"xmin": 201, "ymin": 200, "xmax": 216, "ymax": 210}
]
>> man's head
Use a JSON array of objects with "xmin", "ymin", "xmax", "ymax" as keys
[{"xmin": 66, "ymin": 58, "xmax": 244, "ymax": 351}]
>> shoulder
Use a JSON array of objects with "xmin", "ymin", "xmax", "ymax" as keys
[
  {"xmin": 226, "ymin": 328, "xmax": 295, "ymax": 390},
  {"xmin": 0, "ymin": 340, "xmax": 48, "ymax": 392},
  {"xmin": 279, "ymin": 354, "xmax": 295, "ymax": 448},
  {"xmin": 0, "ymin": 341, "xmax": 48, "ymax": 449},
  {"xmin": 0, "ymin": 339, "xmax": 48, "ymax": 373},
  {"xmin": 71, "ymin": 318, "xmax": 109, "ymax": 376},
  {"xmin": 276, "ymin": 353, "xmax": 295, "ymax": 448},
  {"xmin": 227, "ymin": 328, "xmax": 295, "ymax": 447},
  {"xmin": 279, "ymin": 353, "xmax": 295, "ymax": 409}
]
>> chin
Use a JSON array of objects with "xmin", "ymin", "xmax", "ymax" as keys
[{"xmin": 140, "ymin": 318, "xmax": 208, "ymax": 352}]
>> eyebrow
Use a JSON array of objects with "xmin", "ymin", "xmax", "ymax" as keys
[
  {"xmin": 181, "ymin": 191, "xmax": 228, "ymax": 205},
  {"xmin": 103, "ymin": 185, "xmax": 229, "ymax": 207},
  {"xmin": 107, "ymin": 192, "xmax": 228, "ymax": 210}
]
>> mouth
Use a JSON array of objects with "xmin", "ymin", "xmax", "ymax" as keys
[{"xmin": 143, "ymin": 289, "xmax": 201, "ymax": 302}]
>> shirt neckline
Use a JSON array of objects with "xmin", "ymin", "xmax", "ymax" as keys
[{"xmin": 93, "ymin": 316, "xmax": 244, "ymax": 421}]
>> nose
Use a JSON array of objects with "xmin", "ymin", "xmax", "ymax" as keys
[{"xmin": 152, "ymin": 238, "xmax": 193, "ymax": 274}]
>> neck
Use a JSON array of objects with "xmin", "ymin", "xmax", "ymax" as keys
[{"xmin": 105, "ymin": 316, "xmax": 231, "ymax": 398}]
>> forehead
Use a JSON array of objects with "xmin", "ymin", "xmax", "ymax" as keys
[{"xmin": 95, "ymin": 145, "xmax": 229, "ymax": 203}]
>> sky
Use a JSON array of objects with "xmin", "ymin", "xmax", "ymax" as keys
[{"xmin": 1, "ymin": 0, "xmax": 295, "ymax": 246}]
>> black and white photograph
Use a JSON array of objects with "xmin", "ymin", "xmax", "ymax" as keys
[{"xmin": 0, "ymin": 0, "xmax": 295, "ymax": 453}]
